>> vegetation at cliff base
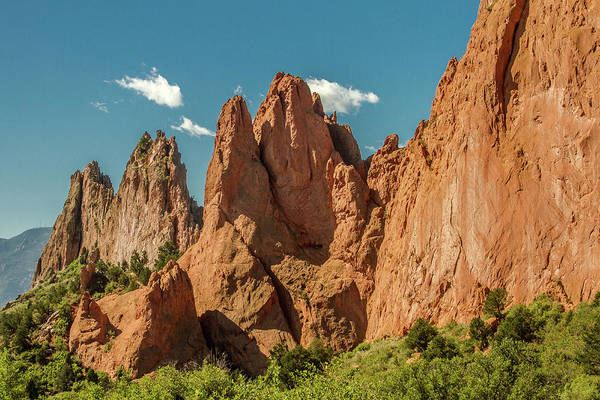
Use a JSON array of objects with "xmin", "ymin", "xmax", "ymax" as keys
[
  {"xmin": 3, "ymin": 282, "xmax": 600, "ymax": 399},
  {"xmin": 154, "ymin": 241, "xmax": 182, "ymax": 271}
]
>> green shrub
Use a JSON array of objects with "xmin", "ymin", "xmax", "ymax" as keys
[
  {"xmin": 496, "ymin": 305, "xmax": 540, "ymax": 343},
  {"xmin": 579, "ymin": 314, "xmax": 600, "ymax": 375},
  {"xmin": 154, "ymin": 241, "xmax": 182, "ymax": 271},
  {"xmin": 592, "ymin": 292, "xmax": 600, "ymax": 308},
  {"xmin": 269, "ymin": 340, "xmax": 333, "ymax": 388},
  {"xmin": 137, "ymin": 134, "xmax": 152, "ymax": 155},
  {"xmin": 470, "ymin": 317, "xmax": 493, "ymax": 348},
  {"xmin": 405, "ymin": 318, "xmax": 438, "ymax": 352},
  {"xmin": 423, "ymin": 335, "xmax": 459, "ymax": 360},
  {"xmin": 484, "ymin": 288, "xmax": 510, "ymax": 318},
  {"xmin": 129, "ymin": 251, "xmax": 148, "ymax": 276},
  {"xmin": 137, "ymin": 268, "xmax": 151, "ymax": 286}
]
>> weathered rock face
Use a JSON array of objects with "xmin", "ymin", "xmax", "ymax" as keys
[
  {"xmin": 34, "ymin": 162, "xmax": 113, "ymax": 284},
  {"xmin": 69, "ymin": 261, "xmax": 207, "ymax": 378},
  {"xmin": 65, "ymin": 0, "xmax": 600, "ymax": 379},
  {"xmin": 177, "ymin": 78, "xmax": 379, "ymax": 373},
  {"xmin": 33, "ymin": 132, "xmax": 202, "ymax": 285},
  {"xmin": 366, "ymin": 0, "xmax": 600, "ymax": 337}
]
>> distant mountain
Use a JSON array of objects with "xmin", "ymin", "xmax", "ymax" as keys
[{"xmin": 0, "ymin": 227, "xmax": 51, "ymax": 307}]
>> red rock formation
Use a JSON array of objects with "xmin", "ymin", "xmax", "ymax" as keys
[
  {"xmin": 33, "ymin": 131, "xmax": 202, "ymax": 285},
  {"xmin": 177, "ymin": 75, "xmax": 378, "ymax": 374},
  {"xmin": 70, "ymin": 261, "xmax": 207, "ymax": 378},
  {"xmin": 366, "ymin": 0, "xmax": 600, "ymax": 337},
  {"xmin": 65, "ymin": 0, "xmax": 600, "ymax": 378},
  {"xmin": 34, "ymin": 161, "xmax": 113, "ymax": 283}
]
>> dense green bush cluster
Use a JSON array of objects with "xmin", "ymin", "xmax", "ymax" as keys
[
  {"xmin": 268, "ymin": 340, "xmax": 333, "ymax": 388},
  {"xmin": 4, "ymin": 276, "xmax": 600, "ymax": 398}
]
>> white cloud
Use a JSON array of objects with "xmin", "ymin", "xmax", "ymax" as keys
[
  {"xmin": 234, "ymin": 85, "xmax": 243, "ymax": 95},
  {"xmin": 364, "ymin": 145, "xmax": 377, "ymax": 153},
  {"xmin": 91, "ymin": 102, "xmax": 108, "ymax": 113},
  {"xmin": 115, "ymin": 67, "xmax": 183, "ymax": 108},
  {"xmin": 306, "ymin": 78, "xmax": 379, "ymax": 114},
  {"xmin": 170, "ymin": 116, "xmax": 214, "ymax": 138}
]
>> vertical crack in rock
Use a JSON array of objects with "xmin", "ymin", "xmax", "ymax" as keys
[{"xmin": 496, "ymin": 0, "xmax": 528, "ymax": 115}]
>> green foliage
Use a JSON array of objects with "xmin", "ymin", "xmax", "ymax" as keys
[
  {"xmin": 422, "ymin": 334, "xmax": 459, "ymax": 361},
  {"xmin": 592, "ymin": 291, "xmax": 600, "ymax": 308},
  {"xmin": 484, "ymin": 287, "xmax": 510, "ymax": 318},
  {"xmin": 136, "ymin": 134, "xmax": 152, "ymax": 155},
  {"xmin": 405, "ymin": 318, "xmax": 438, "ymax": 352},
  {"xmin": 269, "ymin": 340, "xmax": 333, "ymax": 388},
  {"xmin": 470, "ymin": 317, "xmax": 493, "ymax": 348},
  {"xmin": 579, "ymin": 314, "xmax": 600, "ymax": 375},
  {"xmin": 129, "ymin": 251, "xmax": 150, "ymax": 285},
  {"xmin": 7, "ymin": 265, "xmax": 600, "ymax": 399},
  {"xmin": 154, "ymin": 241, "xmax": 182, "ymax": 271},
  {"xmin": 496, "ymin": 305, "xmax": 541, "ymax": 343}
]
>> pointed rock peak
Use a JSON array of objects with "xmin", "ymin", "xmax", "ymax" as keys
[
  {"xmin": 136, "ymin": 131, "xmax": 153, "ymax": 154},
  {"xmin": 125, "ymin": 129, "xmax": 184, "ymax": 174},
  {"xmin": 312, "ymin": 92, "xmax": 324, "ymax": 116},
  {"xmin": 264, "ymin": 72, "xmax": 314, "ymax": 111},
  {"xmin": 324, "ymin": 111, "xmax": 338, "ymax": 125},
  {"xmin": 205, "ymin": 95, "xmax": 258, "ymax": 208},
  {"xmin": 216, "ymin": 95, "xmax": 254, "ymax": 141},
  {"xmin": 82, "ymin": 161, "xmax": 112, "ymax": 189},
  {"xmin": 381, "ymin": 134, "xmax": 399, "ymax": 153}
]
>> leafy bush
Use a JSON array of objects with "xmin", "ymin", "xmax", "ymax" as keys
[
  {"xmin": 154, "ymin": 241, "xmax": 182, "ymax": 271},
  {"xmin": 423, "ymin": 335, "xmax": 459, "ymax": 361},
  {"xmin": 129, "ymin": 251, "xmax": 151, "ymax": 285},
  {"xmin": 269, "ymin": 340, "xmax": 333, "ymax": 388},
  {"xmin": 470, "ymin": 317, "xmax": 493, "ymax": 348},
  {"xmin": 484, "ymin": 288, "xmax": 510, "ymax": 318},
  {"xmin": 592, "ymin": 292, "xmax": 600, "ymax": 308},
  {"xmin": 496, "ymin": 305, "xmax": 541, "ymax": 343},
  {"xmin": 405, "ymin": 318, "xmax": 438, "ymax": 352},
  {"xmin": 579, "ymin": 314, "xmax": 600, "ymax": 375}
]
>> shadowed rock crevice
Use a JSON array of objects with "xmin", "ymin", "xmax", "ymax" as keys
[{"xmin": 495, "ymin": 0, "xmax": 528, "ymax": 115}]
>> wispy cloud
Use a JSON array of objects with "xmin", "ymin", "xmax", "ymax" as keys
[
  {"xmin": 91, "ymin": 102, "xmax": 109, "ymax": 113},
  {"xmin": 306, "ymin": 78, "xmax": 379, "ymax": 114},
  {"xmin": 364, "ymin": 145, "xmax": 377, "ymax": 153},
  {"xmin": 115, "ymin": 67, "xmax": 183, "ymax": 108},
  {"xmin": 234, "ymin": 85, "xmax": 243, "ymax": 95},
  {"xmin": 170, "ymin": 116, "xmax": 214, "ymax": 138}
]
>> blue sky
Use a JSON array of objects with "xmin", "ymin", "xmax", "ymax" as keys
[{"xmin": 0, "ymin": 1, "xmax": 478, "ymax": 239}]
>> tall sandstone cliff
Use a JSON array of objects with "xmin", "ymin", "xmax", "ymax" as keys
[
  {"xmin": 67, "ymin": 0, "xmax": 600, "ymax": 378},
  {"xmin": 33, "ymin": 131, "xmax": 202, "ymax": 284}
]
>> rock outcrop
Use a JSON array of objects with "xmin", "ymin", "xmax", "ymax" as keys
[
  {"xmin": 366, "ymin": 0, "xmax": 600, "ymax": 337},
  {"xmin": 33, "ymin": 131, "xmax": 202, "ymax": 285},
  {"xmin": 64, "ymin": 0, "xmax": 600, "ymax": 378},
  {"xmin": 177, "ymin": 76, "xmax": 378, "ymax": 373},
  {"xmin": 70, "ymin": 261, "xmax": 207, "ymax": 378}
]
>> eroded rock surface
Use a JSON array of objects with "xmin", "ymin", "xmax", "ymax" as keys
[
  {"xmin": 366, "ymin": 0, "xmax": 600, "ymax": 337},
  {"xmin": 33, "ymin": 132, "xmax": 202, "ymax": 285},
  {"xmin": 64, "ymin": 0, "xmax": 600, "ymax": 378},
  {"xmin": 70, "ymin": 261, "xmax": 207, "ymax": 378}
]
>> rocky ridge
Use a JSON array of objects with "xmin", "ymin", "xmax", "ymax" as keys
[
  {"xmin": 33, "ymin": 131, "xmax": 202, "ymax": 285},
  {"xmin": 63, "ymin": 0, "xmax": 600, "ymax": 378}
]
